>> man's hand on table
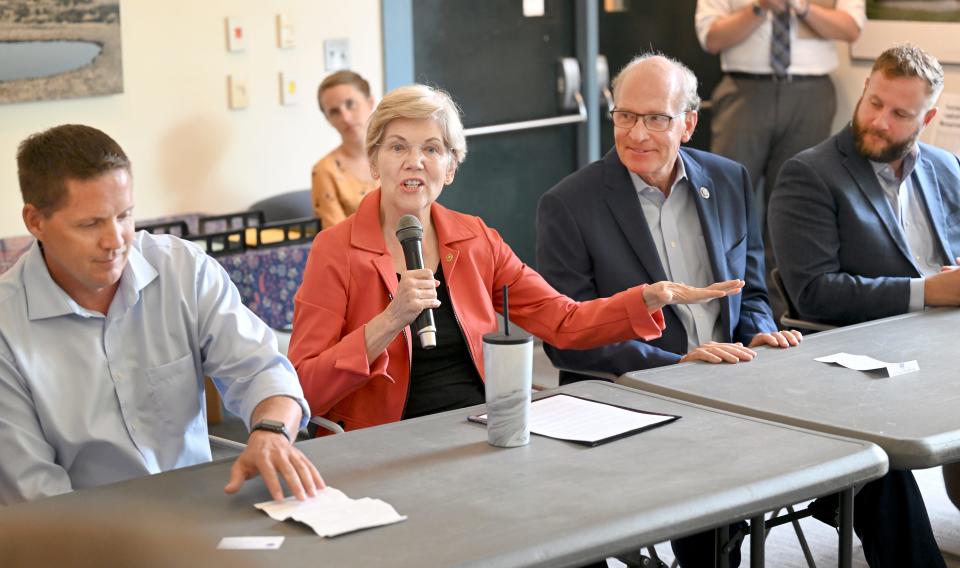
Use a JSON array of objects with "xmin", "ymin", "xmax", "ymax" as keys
[
  {"xmin": 679, "ymin": 330, "xmax": 802, "ymax": 364},
  {"xmin": 748, "ymin": 330, "xmax": 803, "ymax": 349},
  {"xmin": 224, "ymin": 429, "xmax": 325, "ymax": 501}
]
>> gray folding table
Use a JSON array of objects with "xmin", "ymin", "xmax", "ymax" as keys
[
  {"xmin": 618, "ymin": 309, "xmax": 960, "ymax": 470},
  {"xmin": 0, "ymin": 381, "xmax": 886, "ymax": 568}
]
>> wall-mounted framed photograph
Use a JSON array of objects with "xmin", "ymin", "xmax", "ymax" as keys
[
  {"xmin": 0, "ymin": 0, "xmax": 123, "ymax": 104},
  {"xmin": 852, "ymin": 0, "xmax": 960, "ymax": 63}
]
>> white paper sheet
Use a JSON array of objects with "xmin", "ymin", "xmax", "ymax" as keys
[
  {"xmin": 254, "ymin": 487, "xmax": 406, "ymax": 537},
  {"xmin": 476, "ymin": 394, "xmax": 676, "ymax": 444},
  {"xmin": 217, "ymin": 536, "xmax": 284, "ymax": 550},
  {"xmin": 814, "ymin": 352, "xmax": 919, "ymax": 377}
]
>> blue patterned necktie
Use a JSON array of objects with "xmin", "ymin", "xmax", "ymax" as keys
[{"xmin": 770, "ymin": 9, "xmax": 791, "ymax": 76}]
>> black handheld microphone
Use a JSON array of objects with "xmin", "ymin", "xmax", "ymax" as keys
[{"xmin": 395, "ymin": 214, "xmax": 437, "ymax": 349}]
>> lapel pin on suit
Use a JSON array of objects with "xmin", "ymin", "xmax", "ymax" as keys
[{"xmin": 699, "ymin": 186, "xmax": 710, "ymax": 199}]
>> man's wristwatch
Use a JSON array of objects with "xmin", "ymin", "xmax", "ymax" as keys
[
  {"xmin": 252, "ymin": 419, "xmax": 290, "ymax": 441},
  {"xmin": 752, "ymin": 1, "xmax": 765, "ymax": 16}
]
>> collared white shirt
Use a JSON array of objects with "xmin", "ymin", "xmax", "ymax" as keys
[
  {"xmin": 870, "ymin": 147, "xmax": 944, "ymax": 311},
  {"xmin": 0, "ymin": 232, "xmax": 309, "ymax": 505},
  {"xmin": 630, "ymin": 160, "xmax": 723, "ymax": 351},
  {"xmin": 695, "ymin": 0, "xmax": 866, "ymax": 75}
]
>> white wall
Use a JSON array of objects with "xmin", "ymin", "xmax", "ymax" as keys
[{"xmin": 0, "ymin": 0, "xmax": 383, "ymax": 237}]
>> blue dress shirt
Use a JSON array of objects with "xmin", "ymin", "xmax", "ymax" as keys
[
  {"xmin": 0, "ymin": 232, "xmax": 309, "ymax": 505},
  {"xmin": 630, "ymin": 161, "xmax": 723, "ymax": 351},
  {"xmin": 870, "ymin": 146, "xmax": 945, "ymax": 311}
]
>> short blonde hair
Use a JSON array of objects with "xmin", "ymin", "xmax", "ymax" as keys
[{"xmin": 365, "ymin": 84, "xmax": 467, "ymax": 165}]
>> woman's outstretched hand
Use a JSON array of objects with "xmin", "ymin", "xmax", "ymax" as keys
[{"xmin": 641, "ymin": 279, "xmax": 744, "ymax": 313}]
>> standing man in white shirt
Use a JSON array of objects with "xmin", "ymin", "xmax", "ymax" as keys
[
  {"xmin": 695, "ymin": 0, "xmax": 865, "ymax": 315},
  {"xmin": 0, "ymin": 124, "xmax": 324, "ymax": 505}
]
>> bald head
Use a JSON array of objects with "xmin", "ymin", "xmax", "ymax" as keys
[{"xmin": 612, "ymin": 54, "xmax": 701, "ymax": 115}]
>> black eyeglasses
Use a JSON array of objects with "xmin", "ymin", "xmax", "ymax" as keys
[{"xmin": 611, "ymin": 110, "xmax": 687, "ymax": 132}]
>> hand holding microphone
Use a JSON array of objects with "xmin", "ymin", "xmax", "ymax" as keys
[{"xmin": 395, "ymin": 215, "xmax": 439, "ymax": 349}]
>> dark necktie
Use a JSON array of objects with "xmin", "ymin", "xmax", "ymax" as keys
[{"xmin": 770, "ymin": 9, "xmax": 791, "ymax": 77}]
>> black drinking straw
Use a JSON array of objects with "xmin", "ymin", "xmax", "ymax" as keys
[{"xmin": 503, "ymin": 285, "xmax": 510, "ymax": 336}]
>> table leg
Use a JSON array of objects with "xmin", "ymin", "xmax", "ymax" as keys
[
  {"xmin": 750, "ymin": 514, "xmax": 765, "ymax": 567},
  {"xmin": 717, "ymin": 525, "xmax": 730, "ymax": 568},
  {"xmin": 838, "ymin": 487, "xmax": 854, "ymax": 568}
]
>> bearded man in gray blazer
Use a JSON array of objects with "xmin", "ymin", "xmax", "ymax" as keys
[{"xmin": 770, "ymin": 43, "xmax": 955, "ymax": 568}]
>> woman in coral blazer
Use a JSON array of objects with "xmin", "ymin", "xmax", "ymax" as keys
[{"xmin": 288, "ymin": 85, "xmax": 743, "ymax": 432}]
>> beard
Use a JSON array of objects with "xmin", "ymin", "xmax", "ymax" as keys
[{"xmin": 852, "ymin": 100, "xmax": 922, "ymax": 164}]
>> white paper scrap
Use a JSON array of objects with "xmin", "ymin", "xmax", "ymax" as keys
[
  {"xmin": 815, "ymin": 352, "xmax": 919, "ymax": 377},
  {"xmin": 255, "ymin": 487, "xmax": 406, "ymax": 537},
  {"xmin": 217, "ymin": 536, "xmax": 284, "ymax": 550}
]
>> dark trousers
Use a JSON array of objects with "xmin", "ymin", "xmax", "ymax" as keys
[
  {"xmin": 709, "ymin": 74, "xmax": 836, "ymax": 324},
  {"xmin": 671, "ymin": 521, "xmax": 746, "ymax": 567},
  {"xmin": 854, "ymin": 470, "xmax": 945, "ymax": 568},
  {"xmin": 670, "ymin": 470, "xmax": 944, "ymax": 568}
]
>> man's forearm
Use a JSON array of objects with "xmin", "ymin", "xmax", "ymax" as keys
[
  {"xmin": 249, "ymin": 395, "xmax": 304, "ymax": 440},
  {"xmin": 703, "ymin": 5, "xmax": 766, "ymax": 54},
  {"xmin": 797, "ymin": 3, "xmax": 860, "ymax": 42}
]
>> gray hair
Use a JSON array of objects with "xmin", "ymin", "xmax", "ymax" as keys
[
  {"xmin": 872, "ymin": 43, "xmax": 944, "ymax": 102},
  {"xmin": 612, "ymin": 53, "xmax": 701, "ymax": 113},
  {"xmin": 365, "ymin": 84, "xmax": 467, "ymax": 164}
]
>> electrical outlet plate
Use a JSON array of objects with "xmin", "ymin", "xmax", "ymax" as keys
[
  {"xmin": 276, "ymin": 13, "xmax": 295, "ymax": 49},
  {"xmin": 523, "ymin": 0, "xmax": 545, "ymax": 17},
  {"xmin": 324, "ymin": 38, "xmax": 350, "ymax": 71},
  {"xmin": 279, "ymin": 72, "xmax": 298, "ymax": 105},
  {"xmin": 225, "ymin": 17, "xmax": 246, "ymax": 52},
  {"xmin": 228, "ymin": 75, "xmax": 249, "ymax": 109}
]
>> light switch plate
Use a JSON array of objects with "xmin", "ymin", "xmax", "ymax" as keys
[
  {"xmin": 227, "ymin": 75, "xmax": 249, "ymax": 109},
  {"xmin": 279, "ymin": 72, "xmax": 298, "ymax": 105},
  {"xmin": 225, "ymin": 17, "xmax": 246, "ymax": 52},
  {"xmin": 276, "ymin": 13, "xmax": 295, "ymax": 49},
  {"xmin": 523, "ymin": 0, "xmax": 545, "ymax": 17},
  {"xmin": 324, "ymin": 38, "xmax": 350, "ymax": 71}
]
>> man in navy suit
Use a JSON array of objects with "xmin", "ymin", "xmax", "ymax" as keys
[
  {"xmin": 538, "ymin": 52, "xmax": 944, "ymax": 568},
  {"xmin": 769, "ymin": 43, "xmax": 955, "ymax": 567},
  {"xmin": 538, "ymin": 54, "xmax": 800, "ymax": 381},
  {"xmin": 537, "ymin": 53, "xmax": 801, "ymax": 567}
]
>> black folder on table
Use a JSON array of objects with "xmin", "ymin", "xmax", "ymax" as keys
[{"xmin": 469, "ymin": 393, "xmax": 680, "ymax": 446}]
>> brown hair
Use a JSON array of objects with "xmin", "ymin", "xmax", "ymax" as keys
[
  {"xmin": 17, "ymin": 124, "xmax": 130, "ymax": 216},
  {"xmin": 872, "ymin": 43, "xmax": 944, "ymax": 100},
  {"xmin": 317, "ymin": 70, "xmax": 371, "ymax": 113}
]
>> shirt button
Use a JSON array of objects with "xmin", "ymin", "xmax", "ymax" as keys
[
  {"xmin": 670, "ymin": 241, "xmax": 677, "ymax": 248},
  {"xmin": 445, "ymin": 253, "xmax": 454, "ymax": 262}
]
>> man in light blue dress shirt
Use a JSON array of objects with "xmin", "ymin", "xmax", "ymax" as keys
[{"xmin": 0, "ymin": 124, "xmax": 324, "ymax": 505}]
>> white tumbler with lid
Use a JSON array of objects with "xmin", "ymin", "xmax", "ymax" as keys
[{"xmin": 482, "ymin": 329, "xmax": 533, "ymax": 448}]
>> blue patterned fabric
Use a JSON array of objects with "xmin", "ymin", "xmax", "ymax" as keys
[{"xmin": 215, "ymin": 243, "xmax": 312, "ymax": 330}]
